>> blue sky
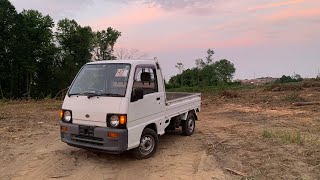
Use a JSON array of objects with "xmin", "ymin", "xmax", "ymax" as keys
[{"xmin": 11, "ymin": 0, "xmax": 320, "ymax": 80}]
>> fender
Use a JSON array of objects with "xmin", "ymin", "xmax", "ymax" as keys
[{"xmin": 180, "ymin": 109, "xmax": 198, "ymax": 121}]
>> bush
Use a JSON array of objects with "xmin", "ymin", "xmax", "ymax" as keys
[{"xmin": 276, "ymin": 75, "xmax": 303, "ymax": 83}]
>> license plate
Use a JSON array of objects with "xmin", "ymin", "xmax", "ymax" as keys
[{"xmin": 79, "ymin": 125, "xmax": 95, "ymax": 136}]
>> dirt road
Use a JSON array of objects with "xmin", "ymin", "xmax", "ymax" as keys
[
  {"xmin": 1, "ymin": 87, "xmax": 320, "ymax": 179},
  {"xmin": 0, "ymin": 100, "xmax": 226, "ymax": 180}
]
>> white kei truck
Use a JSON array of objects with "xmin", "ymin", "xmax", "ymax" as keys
[{"xmin": 59, "ymin": 60, "xmax": 201, "ymax": 159}]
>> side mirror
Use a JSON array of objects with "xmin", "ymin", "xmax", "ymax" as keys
[{"xmin": 133, "ymin": 89, "xmax": 144, "ymax": 102}]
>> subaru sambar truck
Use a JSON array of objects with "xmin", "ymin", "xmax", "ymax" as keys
[{"xmin": 59, "ymin": 60, "xmax": 201, "ymax": 159}]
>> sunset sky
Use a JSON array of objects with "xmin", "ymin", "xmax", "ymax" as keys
[{"xmin": 11, "ymin": 0, "xmax": 320, "ymax": 80}]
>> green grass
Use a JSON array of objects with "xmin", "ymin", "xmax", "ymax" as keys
[
  {"xmin": 281, "ymin": 93, "xmax": 306, "ymax": 103},
  {"xmin": 262, "ymin": 129, "xmax": 305, "ymax": 145},
  {"xmin": 262, "ymin": 129, "xmax": 272, "ymax": 139}
]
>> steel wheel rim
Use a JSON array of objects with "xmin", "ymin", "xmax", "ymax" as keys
[
  {"xmin": 188, "ymin": 118, "xmax": 195, "ymax": 133},
  {"xmin": 139, "ymin": 135, "xmax": 155, "ymax": 155}
]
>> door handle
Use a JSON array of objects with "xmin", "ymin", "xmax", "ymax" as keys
[{"xmin": 156, "ymin": 97, "xmax": 161, "ymax": 101}]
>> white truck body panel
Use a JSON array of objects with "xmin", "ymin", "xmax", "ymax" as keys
[
  {"xmin": 62, "ymin": 96, "xmax": 129, "ymax": 127},
  {"xmin": 165, "ymin": 93, "xmax": 201, "ymax": 119}
]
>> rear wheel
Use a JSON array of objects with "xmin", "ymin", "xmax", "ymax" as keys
[
  {"xmin": 182, "ymin": 113, "xmax": 195, "ymax": 136},
  {"xmin": 133, "ymin": 128, "xmax": 158, "ymax": 159}
]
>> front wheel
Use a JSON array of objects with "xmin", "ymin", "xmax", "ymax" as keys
[
  {"xmin": 182, "ymin": 113, "xmax": 195, "ymax": 136},
  {"xmin": 133, "ymin": 128, "xmax": 158, "ymax": 159}
]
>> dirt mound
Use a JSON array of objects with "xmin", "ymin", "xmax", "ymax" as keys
[
  {"xmin": 268, "ymin": 83, "xmax": 303, "ymax": 92},
  {"xmin": 220, "ymin": 90, "xmax": 240, "ymax": 98}
]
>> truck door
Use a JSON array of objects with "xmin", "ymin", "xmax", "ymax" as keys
[{"xmin": 127, "ymin": 65, "xmax": 166, "ymax": 148}]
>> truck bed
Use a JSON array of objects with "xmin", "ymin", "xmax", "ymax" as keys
[
  {"xmin": 165, "ymin": 92, "xmax": 201, "ymax": 119},
  {"xmin": 166, "ymin": 92, "xmax": 197, "ymax": 102}
]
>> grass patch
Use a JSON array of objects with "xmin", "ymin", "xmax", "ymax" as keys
[
  {"xmin": 281, "ymin": 93, "xmax": 306, "ymax": 103},
  {"xmin": 262, "ymin": 129, "xmax": 305, "ymax": 145},
  {"xmin": 262, "ymin": 129, "xmax": 272, "ymax": 138},
  {"xmin": 264, "ymin": 82, "xmax": 304, "ymax": 92}
]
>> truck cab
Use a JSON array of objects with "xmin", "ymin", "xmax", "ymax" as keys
[{"xmin": 60, "ymin": 60, "xmax": 201, "ymax": 159}]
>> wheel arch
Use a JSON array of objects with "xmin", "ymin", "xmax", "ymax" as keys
[
  {"xmin": 180, "ymin": 109, "xmax": 198, "ymax": 121},
  {"xmin": 144, "ymin": 123, "xmax": 158, "ymax": 134}
]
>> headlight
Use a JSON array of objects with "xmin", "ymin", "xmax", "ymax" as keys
[
  {"xmin": 109, "ymin": 115, "xmax": 120, "ymax": 127},
  {"xmin": 63, "ymin": 110, "xmax": 72, "ymax": 122},
  {"xmin": 107, "ymin": 114, "xmax": 127, "ymax": 128}
]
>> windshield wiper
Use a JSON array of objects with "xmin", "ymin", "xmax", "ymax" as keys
[
  {"xmin": 86, "ymin": 92, "xmax": 123, "ymax": 99},
  {"xmin": 102, "ymin": 93, "xmax": 123, "ymax": 97},
  {"xmin": 82, "ymin": 91, "xmax": 97, "ymax": 99},
  {"xmin": 68, "ymin": 93, "xmax": 85, "ymax": 97}
]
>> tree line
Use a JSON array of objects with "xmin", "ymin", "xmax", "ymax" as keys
[
  {"xmin": 167, "ymin": 49, "xmax": 236, "ymax": 88},
  {"xmin": 0, "ymin": 0, "xmax": 121, "ymax": 99}
]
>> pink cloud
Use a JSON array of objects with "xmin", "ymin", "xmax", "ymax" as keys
[
  {"xmin": 266, "ymin": 8, "xmax": 320, "ymax": 21},
  {"xmin": 87, "ymin": 6, "xmax": 167, "ymax": 30},
  {"xmin": 85, "ymin": 0, "xmax": 320, "ymax": 53},
  {"xmin": 248, "ymin": 0, "xmax": 305, "ymax": 11},
  {"xmin": 137, "ymin": 29, "xmax": 262, "ymax": 52}
]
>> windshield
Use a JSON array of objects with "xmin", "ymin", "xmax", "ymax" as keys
[{"xmin": 68, "ymin": 63, "xmax": 131, "ymax": 97}]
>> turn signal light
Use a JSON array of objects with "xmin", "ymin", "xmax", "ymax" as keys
[
  {"xmin": 60, "ymin": 110, "xmax": 63, "ymax": 119},
  {"xmin": 108, "ymin": 132, "xmax": 119, "ymax": 138},
  {"xmin": 61, "ymin": 126, "xmax": 68, "ymax": 132},
  {"xmin": 120, "ymin": 116, "xmax": 126, "ymax": 125}
]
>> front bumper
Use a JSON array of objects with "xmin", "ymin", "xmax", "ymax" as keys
[{"xmin": 59, "ymin": 121, "xmax": 128, "ymax": 154}]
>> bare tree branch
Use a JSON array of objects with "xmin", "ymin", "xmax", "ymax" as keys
[{"xmin": 114, "ymin": 47, "xmax": 147, "ymax": 60}]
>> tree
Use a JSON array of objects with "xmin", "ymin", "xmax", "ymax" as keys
[
  {"xmin": 175, "ymin": 63, "xmax": 184, "ymax": 74},
  {"xmin": 114, "ymin": 47, "xmax": 146, "ymax": 60},
  {"xmin": 92, "ymin": 27, "xmax": 121, "ymax": 60},
  {"xmin": 195, "ymin": 58, "xmax": 205, "ymax": 69},
  {"xmin": 168, "ymin": 49, "xmax": 236, "ymax": 88},
  {"xmin": 0, "ymin": 1, "xmax": 123, "ymax": 99},
  {"xmin": 214, "ymin": 59, "xmax": 236, "ymax": 82},
  {"xmin": 55, "ymin": 18, "xmax": 94, "ymax": 90},
  {"xmin": 206, "ymin": 49, "xmax": 215, "ymax": 64},
  {"xmin": 277, "ymin": 74, "xmax": 303, "ymax": 83},
  {"xmin": 0, "ymin": 0, "xmax": 18, "ymax": 98},
  {"xmin": 293, "ymin": 74, "xmax": 303, "ymax": 81},
  {"xmin": 16, "ymin": 10, "xmax": 55, "ymax": 98}
]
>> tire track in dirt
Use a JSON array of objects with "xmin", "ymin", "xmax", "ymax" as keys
[{"xmin": 1, "ymin": 119, "xmax": 226, "ymax": 180}]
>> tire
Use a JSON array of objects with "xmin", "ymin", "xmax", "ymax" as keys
[
  {"xmin": 133, "ymin": 128, "xmax": 159, "ymax": 159},
  {"xmin": 182, "ymin": 113, "xmax": 195, "ymax": 136}
]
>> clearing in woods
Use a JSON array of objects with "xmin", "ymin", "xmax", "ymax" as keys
[{"xmin": 0, "ymin": 86, "xmax": 319, "ymax": 179}]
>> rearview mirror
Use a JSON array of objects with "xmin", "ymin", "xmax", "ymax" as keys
[{"xmin": 133, "ymin": 89, "xmax": 144, "ymax": 102}]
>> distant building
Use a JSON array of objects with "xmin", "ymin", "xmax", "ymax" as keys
[{"xmin": 236, "ymin": 77, "xmax": 277, "ymax": 85}]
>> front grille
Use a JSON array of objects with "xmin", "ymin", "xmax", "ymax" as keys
[
  {"xmin": 79, "ymin": 125, "xmax": 94, "ymax": 136},
  {"xmin": 71, "ymin": 134, "xmax": 104, "ymax": 146}
]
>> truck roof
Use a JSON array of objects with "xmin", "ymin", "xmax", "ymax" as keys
[{"xmin": 87, "ymin": 60, "xmax": 157, "ymax": 66}]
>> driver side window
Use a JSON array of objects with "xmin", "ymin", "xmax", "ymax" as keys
[{"xmin": 132, "ymin": 67, "xmax": 158, "ymax": 95}]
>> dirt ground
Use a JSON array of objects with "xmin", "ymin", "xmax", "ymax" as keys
[{"xmin": 0, "ymin": 86, "xmax": 319, "ymax": 180}]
